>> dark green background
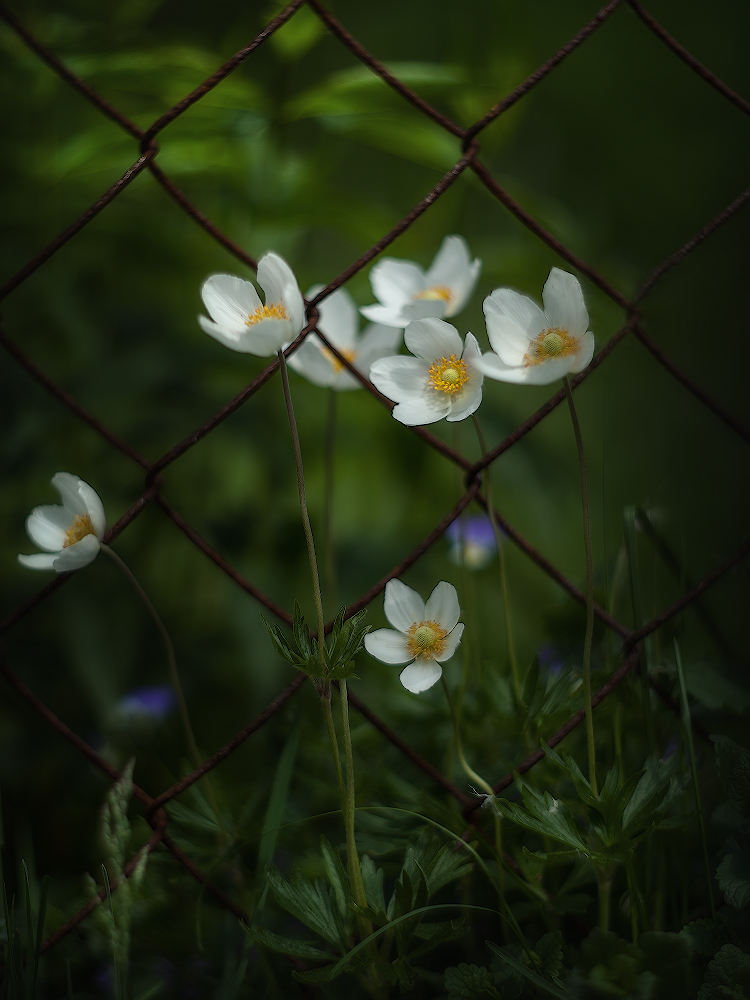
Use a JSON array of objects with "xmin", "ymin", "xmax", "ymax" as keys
[{"xmin": 1, "ymin": 0, "xmax": 748, "ymax": 990}]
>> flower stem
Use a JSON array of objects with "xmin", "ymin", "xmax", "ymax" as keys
[
  {"xmin": 562, "ymin": 377, "xmax": 598, "ymax": 797},
  {"xmin": 100, "ymin": 544, "xmax": 201, "ymax": 768},
  {"xmin": 277, "ymin": 350, "xmax": 326, "ymax": 673},
  {"xmin": 324, "ymin": 388, "xmax": 338, "ymax": 614},
  {"xmin": 471, "ymin": 415, "xmax": 521, "ymax": 704},
  {"xmin": 320, "ymin": 684, "xmax": 348, "ymax": 818},
  {"xmin": 340, "ymin": 681, "xmax": 369, "ymax": 915},
  {"xmin": 100, "ymin": 545, "xmax": 225, "ymax": 833}
]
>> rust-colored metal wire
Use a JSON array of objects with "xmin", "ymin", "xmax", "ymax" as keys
[{"xmin": 0, "ymin": 0, "xmax": 748, "ymax": 954}]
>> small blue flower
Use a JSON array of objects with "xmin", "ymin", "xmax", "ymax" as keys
[
  {"xmin": 116, "ymin": 685, "xmax": 176, "ymax": 723},
  {"xmin": 446, "ymin": 515, "xmax": 497, "ymax": 569},
  {"xmin": 537, "ymin": 643, "xmax": 565, "ymax": 676}
]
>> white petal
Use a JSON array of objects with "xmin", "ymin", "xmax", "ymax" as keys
[
  {"xmin": 425, "ymin": 581, "xmax": 460, "ymax": 631},
  {"xmin": 51, "ymin": 472, "xmax": 90, "ymax": 517},
  {"xmin": 242, "ymin": 318, "xmax": 294, "ymax": 356},
  {"xmin": 542, "ymin": 268, "xmax": 589, "ymax": 338},
  {"xmin": 425, "ymin": 235, "xmax": 481, "ymax": 316},
  {"xmin": 483, "ymin": 289, "xmax": 546, "ymax": 366},
  {"xmin": 369, "ymin": 356, "xmax": 429, "ymax": 403},
  {"xmin": 287, "ymin": 339, "xmax": 335, "ymax": 387},
  {"xmin": 569, "ymin": 330, "xmax": 595, "ymax": 373},
  {"xmin": 201, "ymin": 274, "xmax": 260, "ymax": 329},
  {"xmin": 364, "ymin": 629, "xmax": 413, "ymax": 664},
  {"xmin": 405, "ymin": 318, "xmax": 463, "ymax": 363},
  {"xmin": 258, "ymin": 252, "xmax": 305, "ymax": 335},
  {"xmin": 370, "ymin": 258, "xmax": 425, "ymax": 308},
  {"xmin": 474, "ymin": 351, "xmax": 529, "ymax": 383},
  {"xmin": 52, "ymin": 533, "xmax": 100, "ymax": 572},
  {"xmin": 18, "ymin": 552, "xmax": 58, "ymax": 571},
  {"xmin": 383, "ymin": 578, "xmax": 425, "ymax": 632},
  {"xmin": 78, "ymin": 481, "xmax": 106, "ymax": 539},
  {"xmin": 359, "ymin": 303, "xmax": 410, "ymax": 328},
  {"xmin": 447, "ymin": 379, "xmax": 483, "ymax": 422},
  {"xmin": 314, "ymin": 286, "xmax": 358, "ymax": 350},
  {"xmin": 400, "ymin": 300, "xmax": 449, "ymax": 324},
  {"xmin": 25, "ymin": 506, "xmax": 69, "ymax": 551},
  {"xmin": 475, "ymin": 351, "xmax": 570, "ymax": 385},
  {"xmin": 392, "ymin": 397, "xmax": 451, "ymax": 426},
  {"xmin": 354, "ymin": 325, "xmax": 402, "ymax": 368},
  {"xmin": 198, "ymin": 315, "xmax": 256, "ymax": 353},
  {"xmin": 515, "ymin": 355, "xmax": 574, "ymax": 386},
  {"xmin": 433, "ymin": 623, "xmax": 464, "ymax": 663},
  {"xmin": 399, "ymin": 661, "xmax": 442, "ymax": 693}
]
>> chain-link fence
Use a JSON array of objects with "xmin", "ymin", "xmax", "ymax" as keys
[{"xmin": 0, "ymin": 0, "xmax": 748, "ymax": 957}]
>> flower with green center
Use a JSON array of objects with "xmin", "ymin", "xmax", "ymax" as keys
[
  {"xmin": 18, "ymin": 472, "xmax": 106, "ymax": 573},
  {"xmin": 476, "ymin": 267, "xmax": 594, "ymax": 385},
  {"xmin": 360, "ymin": 235, "xmax": 481, "ymax": 329},
  {"xmin": 364, "ymin": 579, "xmax": 464, "ymax": 693},
  {"xmin": 288, "ymin": 285, "xmax": 400, "ymax": 390},
  {"xmin": 198, "ymin": 252, "xmax": 305, "ymax": 356},
  {"xmin": 369, "ymin": 318, "xmax": 484, "ymax": 426}
]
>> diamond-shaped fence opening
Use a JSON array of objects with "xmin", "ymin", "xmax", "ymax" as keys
[{"xmin": 0, "ymin": 0, "xmax": 748, "ymax": 960}]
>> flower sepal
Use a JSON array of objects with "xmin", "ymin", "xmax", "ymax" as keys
[{"xmin": 261, "ymin": 603, "xmax": 370, "ymax": 680}]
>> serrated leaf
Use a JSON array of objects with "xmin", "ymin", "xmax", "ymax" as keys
[
  {"xmin": 320, "ymin": 836, "xmax": 350, "ymax": 921},
  {"xmin": 292, "ymin": 601, "xmax": 312, "ymax": 661},
  {"xmin": 495, "ymin": 788, "xmax": 588, "ymax": 852},
  {"xmin": 408, "ymin": 917, "xmax": 467, "ymax": 961},
  {"xmin": 535, "ymin": 932, "xmax": 563, "ymax": 981},
  {"xmin": 424, "ymin": 843, "xmax": 474, "ymax": 896},
  {"xmin": 444, "ymin": 963, "xmax": 502, "ymax": 999},
  {"xmin": 681, "ymin": 916, "xmax": 730, "ymax": 957},
  {"xmin": 699, "ymin": 943, "xmax": 750, "ymax": 999},
  {"xmin": 713, "ymin": 736, "xmax": 750, "ymax": 818},
  {"xmin": 716, "ymin": 845, "xmax": 750, "ymax": 910},
  {"xmin": 266, "ymin": 866, "xmax": 343, "ymax": 949},
  {"xmin": 260, "ymin": 615, "xmax": 304, "ymax": 667},
  {"xmin": 251, "ymin": 923, "xmax": 337, "ymax": 962},
  {"xmin": 360, "ymin": 855, "xmax": 386, "ymax": 920},
  {"xmin": 621, "ymin": 752, "xmax": 682, "ymax": 837},
  {"xmin": 488, "ymin": 942, "xmax": 577, "ymax": 999}
]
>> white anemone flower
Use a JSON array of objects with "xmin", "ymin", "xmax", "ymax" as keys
[
  {"xmin": 288, "ymin": 285, "xmax": 400, "ymax": 391},
  {"xmin": 360, "ymin": 235, "xmax": 481, "ymax": 329},
  {"xmin": 364, "ymin": 580, "xmax": 464, "ymax": 693},
  {"xmin": 369, "ymin": 318, "xmax": 483, "ymax": 426},
  {"xmin": 198, "ymin": 251, "xmax": 305, "ymax": 356},
  {"xmin": 476, "ymin": 268, "xmax": 594, "ymax": 386},
  {"xmin": 18, "ymin": 473, "xmax": 106, "ymax": 573}
]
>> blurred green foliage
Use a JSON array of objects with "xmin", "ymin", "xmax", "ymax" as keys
[{"xmin": 1, "ymin": 0, "xmax": 750, "ymax": 994}]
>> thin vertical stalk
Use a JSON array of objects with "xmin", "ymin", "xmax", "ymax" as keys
[
  {"xmin": 278, "ymin": 350, "xmax": 326, "ymax": 672},
  {"xmin": 320, "ymin": 686, "xmax": 347, "ymax": 818},
  {"xmin": 324, "ymin": 388, "xmax": 338, "ymax": 612},
  {"xmin": 674, "ymin": 640, "xmax": 716, "ymax": 918},
  {"xmin": 340, "ymin": 682, "xmax": 369, "ymax": 914},
  {"xmin": 562, "ymin": 377, "xmax": 597, "ymax": 797},
  {"xmin": 472, "ymin": 415, "xmax": 521, "ymax": 703},
  {"xmin": 100, "ymin": 545, "xmax": 201, "ymax": 769},
  {"xmin": 623, "ymin": 507, "xmax": 656, "ymax": 754}
]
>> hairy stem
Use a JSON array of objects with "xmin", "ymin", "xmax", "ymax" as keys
[
  {"xmin": 472, "ymin": 415, "xmax": 521, "ymax": 703},
  {"xmin": 278, "ymin": 350, "xmax": 326, "ymax": 672},
  {"xmin": 562, "ymin": 377, "xmax": 598, "ymax": 797}
]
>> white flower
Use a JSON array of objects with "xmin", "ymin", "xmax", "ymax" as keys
[
  {"xmin": 360, "ymin": 235, "xmax": 481, "ymax": 329},
  {"xmin": 18, "ymin": 473, "xmax": 106, "ymax": 573},
  {"xmin": 476, "ymin": 267, "xmax": 594, "ymax": 386},
  {"xmin": 198, "ymin": 251, "xmax": 305, "ymax": 356},
  {"xmin": 369, "ymin": 318, "xmax": 484, "ymax": 426},
  {"xmin": 288, "ymin": 285, "xmax": 400, "ymax": 391},
  {"xmin": 364, "ymin": 580, "xmax": 464, "ymax": 693}
]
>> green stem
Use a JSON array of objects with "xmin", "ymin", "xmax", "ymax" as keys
[
  {"xmin": 562, "ymin": 377, "xmax": 598, "ymax": 797},
  {"xmin": 278, "ymin": 350, "xmax": 326, "ymax": 673},
  {"xmin": 624, "ymin": 507, "xmax": 656, "ymax": 754},
  {"xmin": 340, "ymin": 682, "xmax": 369, "ymax": 914},
  {"xmin": 674, "ymin": 639, "xmax": 716, "ymax": 918},
  {"xmin": 324, "ymin": 388, "xmax": 338, "ymax": 614},
  {"xmin": 100, "ymin": 545, "xmax": 201, "ymax": 769},
  {"xmin": 320, "ymin": 685, "xmax": 348, "ymax": 816},
  {"xmin": 472, "ymin": 415, "xmax": 521, "ymax": 703}
]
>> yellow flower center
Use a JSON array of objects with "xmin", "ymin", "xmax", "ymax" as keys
[
  {"xmin": 63, "ymin": 514, "xmax": 96, "ymax": 548},
  {"xmin": 406, "ymin": 619, "xmax": 448, "ymax": 660},
  {"xmin": 428, "ymin": 355, "xmax": 469, "ymax": 395},
  {"xmin": 415, "ymin": 285, "xmax": 453, "ymax": 304},
  {"xmin": 524, "ymin": 327, "xmax": 578, "ymax": 367},
  {"xmin": 245, "ymin": 303, "xmax": 289, "ymax": 326},
  {"xmin": 322, "ymin": 346, "xmax": 356, "ymax": 374}
]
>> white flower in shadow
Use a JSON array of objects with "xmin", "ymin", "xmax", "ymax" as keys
[{"xmin": 18, "ymin": 472, "xmax": 106, "ymax": 573}]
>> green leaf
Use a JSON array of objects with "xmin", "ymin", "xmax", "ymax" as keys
[
  {"xmin": 360, "ymin": 854, "xmax": 386, "ymax": 920},
  {"xmin": 495, "ymin": 781, "xmax": 588, "ymax": 852},
  {"xmin": 713, "ymin": 736, "xmax": 750, "ymax": 819},
  {"xmin": 408, "ymin": 918, "xmax": 467, "ymax": 961},
  {"xmin": 320, "ymin": 836, "xmax": 350, "ymax": 921},
  {"xmin": 487, "ymin": 942, "xmax": 577, "ymax": 999},
  {"xmin": 250, "ymin": 923, "xmax": 337, "ymax": 962},
  {"xmin": 265, "ymin": 866, "xmax": 344, "ymax": 949},
  {"xmin": 681, "ymin": 916, "xmax": 731, "ymax": 957},
  {"xmin": 621, "ymin": 752, "xmax": 682, "ymax": 837},
  {"xmin": 535, "ymin": 932, "xmax": 563, "ymax": 982},
  {"xmin": 257, "ymin": 720, "xmax": 300, "ymax": 875},
  {"xmin": 716, "ymin": 844, "xmax": 750, "ymax": 910},
  {"xmin": 699, "ymin": 944, "xmax": 750, "ymax": 999},
  {"xmin": 260, "ymin": 615, "xmax": 304, "ymax": 668},
  {"xmin": 292, "ymin": 601, "xmax": 312, "ymax": 661},
  {"xmin": 424, "ymin": 843, "xmax": 474, "ymax": 896},
  {"xmin": 445, "ymin": 963, "xmax": 502, "ymax": 998}
]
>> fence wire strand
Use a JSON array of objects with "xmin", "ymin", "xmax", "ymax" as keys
[{"xmin": 0, "ymin": 0, "xmax": 748, "ymax": 954}]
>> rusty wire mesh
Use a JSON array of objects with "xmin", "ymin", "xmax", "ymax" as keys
[{"xmin": 0, "ymin": 0, "xmax": 748, "ymax": 956}]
